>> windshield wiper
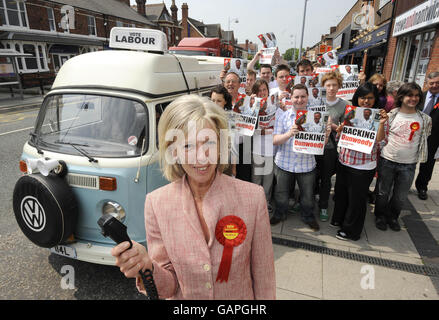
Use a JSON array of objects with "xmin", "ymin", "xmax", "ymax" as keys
[{"xmin": 55, "ymin": 140, "xmax": 98, "ymax": 163}]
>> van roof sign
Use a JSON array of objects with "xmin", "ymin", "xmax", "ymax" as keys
[{"xmin": 109, "ymin": 27, "xmax": 167, "ymax": 52}]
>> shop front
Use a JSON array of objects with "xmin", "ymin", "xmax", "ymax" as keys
[
  {"xmin": 343, "ymin": 22, "xmax": 391, "ymax": 78},
  {"xmin": 390, "ymin": 0, "xmax": 439, "ymax": 86}
]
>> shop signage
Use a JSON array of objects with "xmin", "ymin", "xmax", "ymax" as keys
[
  {"xmin": 393, "ymin": 0, "xmax": 439, "ymax": 37},
  {"xmin": 353, "ymin": 23, "xmax": 390, "ymax": 47}
]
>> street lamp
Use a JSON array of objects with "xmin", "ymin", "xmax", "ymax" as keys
[
  {"xmin": 290, "ymin": 34, "xmax": 297, "ymax": 62},
  {"xmin": 298, "ymin": 0, "xmax": 309, "ymax": 61},
  {"xmin": 228, "ymin": 17, "xmax": 239, "ymax": 31},
  {"xmin": 227, "ymin": 17, "xmax": 239, "ymax": 57}
]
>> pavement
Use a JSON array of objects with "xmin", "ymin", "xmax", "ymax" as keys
[
  {"xmin": 271, "ymin": 169, "xmax": 439, "ymax": 300},
  {"xmin": 0, "ymin": 89, "xmax": 45, "ymax": 114},
  {"xmin": 1, "ymin": 92, "xmax": 439, "ymax": 300}
]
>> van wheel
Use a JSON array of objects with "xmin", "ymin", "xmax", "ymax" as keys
[{"xmin": 13, "ymin": 173, "xmax": 78, "ymax": 248}]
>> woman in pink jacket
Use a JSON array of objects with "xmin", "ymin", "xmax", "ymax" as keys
[{"xmin": 111, "ymin": 95, "xmax": 276, "ymax": 300}]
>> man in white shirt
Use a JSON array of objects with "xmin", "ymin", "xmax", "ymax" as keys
[
  {"xmin": 343, "ymin": 65, "xmax": 358, "ymax": 81},
  {"xmin": 352, "ymin": 108, "xmax": 376, "ymax": 131},
  {"xmin": 303, "ymin": 112, "xmax": 324, "ymax": 133}
]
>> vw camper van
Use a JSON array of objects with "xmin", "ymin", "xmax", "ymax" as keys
[{"xmin": 13, "ymin": 28, "xmax": 223, "ymax": 265}]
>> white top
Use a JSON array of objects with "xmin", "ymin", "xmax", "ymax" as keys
[
  {"xmin": 302, "ymin": 121, "xmax": 324, "ymax": 133},
  {"xmin": 381, "ymin": 112, "xmax": 423, "ymax": 164}
]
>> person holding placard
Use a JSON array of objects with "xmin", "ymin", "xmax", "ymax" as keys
[
  {"xmin": 296, "ymin": 59, "xmax": 314, "ymax": 76},
  {"xmin": 251, "ymin": 80, "xmax": 275, "ymax": 213},
  {"xmin": 315, "ymin": 72, "xmax": 349, "ymax": 222},
  {"xmin": 332, "ymin": 83, "xmax": 388, "ymax": 241},
  {"xmin": 375, "ymin": 83, "xmax": 431, "ymax": 232},
  {"xmin": 271, "ymin": 84, "xmax": 320, "ymax": 231},
  {"xmin": 224, "ymin": 72, "xmax": 241, "ymax": 104}
]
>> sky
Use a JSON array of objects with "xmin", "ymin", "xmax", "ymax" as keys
[{"xmin": 130, "ymin": 0, "xmax": 358, "ymax": 53}]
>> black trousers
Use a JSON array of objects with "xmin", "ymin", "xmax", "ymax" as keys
[
  {"xmin": 315, "ymin": 147, "xmax": 338, "ymax": 209},
  {"xmin": 415, "ymin": 134, "xmax": 439, "ymax": 192},
  {"xmin": 332, "ymin": 163, "xmax": 375, "ymax": 240},
  {"xmin": 236, "ymin": 139, "xmax": 252, "ymax": 182}
]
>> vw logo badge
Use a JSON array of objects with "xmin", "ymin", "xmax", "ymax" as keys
[{"xmin": 21, "ymin": 196, "xmax": 46, "ymax": 232}]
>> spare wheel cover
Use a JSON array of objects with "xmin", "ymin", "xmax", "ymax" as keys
[{"xmin": 13, "ymin": 173, "xmax": 78, "ymax": 248}]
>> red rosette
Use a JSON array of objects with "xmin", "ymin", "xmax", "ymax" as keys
[
  {"xmin": 409, "ymin": 122, "xmax": 420, "ymax": 141},
  {"xmin": 215, "ymin": 215, "xmax": 247, "ymax": 283}
]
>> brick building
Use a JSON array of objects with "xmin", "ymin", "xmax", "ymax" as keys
[
  {"xmin": 179, "ymin": 2, "xmax": 241, "ymax": 57},
  {"xmin": 132, "ymin": 0, "xmax": 181, "ymax": 47},
  {"xmin": 0, "ymin": 0, "xmax": 155, "ymax": 88},
  {"xmin": 238, "ymin": 39, "xmax": 258, "ymax": 60},
  {"xmin": 383, "ymin": 0, "xmax": 439, "ymax": 89},
  {"xmin": 327, "ymin": 0, "xmax": 393, "ymax": 78}
]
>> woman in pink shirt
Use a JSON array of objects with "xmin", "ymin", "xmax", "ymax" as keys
[{"xmin": 111, "ymin": 95, "xmax": 276, "ymax": 300}]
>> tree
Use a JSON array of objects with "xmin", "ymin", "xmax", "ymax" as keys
[{"xmin": 283, "ymin": 48, "xmax": 301, "ymax": 62}]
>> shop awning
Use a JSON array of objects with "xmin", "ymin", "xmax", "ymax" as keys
[
  {"xmin": 346, "ymin": 22, "xmax": 391, "ymax": 55},
  {"xmin": 341, "ymin": 39, "xmax": 387, "ymax": 57},
  {"xmin": 0, "ymin": 30, "xmax": 105, "ymax": 46},
  {"xmin": 48, "ymin": 44, "xmax": 80, "ymax": 54}
]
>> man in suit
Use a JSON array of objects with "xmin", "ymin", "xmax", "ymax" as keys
[{"xmin": 415, "ymin": 71, "xmax": 439, "ymax": 200}]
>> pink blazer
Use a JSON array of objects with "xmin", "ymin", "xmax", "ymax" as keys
[{"xmin": 137, "ymin": 172, "xmax": 276, "ymax": 300}]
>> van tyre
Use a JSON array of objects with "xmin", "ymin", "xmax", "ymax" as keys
[{"xmin": 13, "ymin": 173, "xmax": 78, "ymax": 248}]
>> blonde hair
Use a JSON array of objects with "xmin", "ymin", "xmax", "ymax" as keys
[
  {"xmin": 157, "ymin": 94, "xmax": 229, "ymax": 182},
  {"xmin": 321, "ymin": 71, "xmax": 343, "ymax": 88},
  {"xmin": 368, "ymin": 73, "xmax": 387, "ymax": 86}
]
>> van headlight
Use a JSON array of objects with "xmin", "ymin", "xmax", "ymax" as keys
[{"xmin": 102, "ymin": 202, "xmax": 126, "ymax": 221}]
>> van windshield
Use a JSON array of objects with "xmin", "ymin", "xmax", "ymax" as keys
[{"xmin": 32, "ymin": 94, "xmax": 148, "ymax": 158}]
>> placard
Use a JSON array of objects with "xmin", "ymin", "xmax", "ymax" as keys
[
  {"xmin": 229, "ymin": 95, "xmax": 262, "ymax": 136},
  {"xmin": 338, "ymin": 105, "xmax": 380, "ymax": 154},
  {"xmin": 293, "ymin": 110, "xmax": 329, "ymax": 155}
]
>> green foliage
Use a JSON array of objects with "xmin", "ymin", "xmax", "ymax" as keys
[{"xmin": 283, "ymin": 48, "xmax": 300, "ymax": 61}]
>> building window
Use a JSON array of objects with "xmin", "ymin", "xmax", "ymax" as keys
[
  {"xmin": 0, "ymin": 0, "xmax": 29, "ymax": 27},
  {"xmin": 116, "ymin": 20, "xmax": 123, "ymax": 27},
  {"xmin": 167, "ymin": 27, "xmax": 172, "ymax": 43},
  {"xmin": 52, "ymin": 54, "xmax": 74, "ymax": 72},
  {"xmin": 87, "ymin": 16, "xmax": 96, "ymax": 36},
  {"xmin": 6, "ymin": 41, "xmax": 49, "ymax": 73},
  {"xmin": 392, "ymin": 30, "xmax": 436, "ymax": 86},
  {"xmin": 47, "ymin": 7, "xmax": 55, "ymax": 31},
  {"xmin": 23, "ymin": 44, "xmax": 38, "ymax": 70}
]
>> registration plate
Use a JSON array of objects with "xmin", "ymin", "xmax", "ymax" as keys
[{"xmin": 50, "ymin": 245, "xmax": 77, "ymax": 259}]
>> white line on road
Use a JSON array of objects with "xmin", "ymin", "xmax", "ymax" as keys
[
  {"xmin": 0, "ymin": 117, "xmax": 80, "ymax": 136},
  {"xmin": 0, "ymin": 126, "xmax": 34, "ymax": 136}
]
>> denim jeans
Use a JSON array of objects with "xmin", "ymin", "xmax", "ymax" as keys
[
  {"xmin": 273, "ymin": 164, "xmax": 316, "ymax": 223},
  {"xmin": 252, "ymin": 154, "xmax": 274, "ymax": 202},
  {"xmin": 375, "ymin": 157, "xmax": 416, "ymax": 221}
]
